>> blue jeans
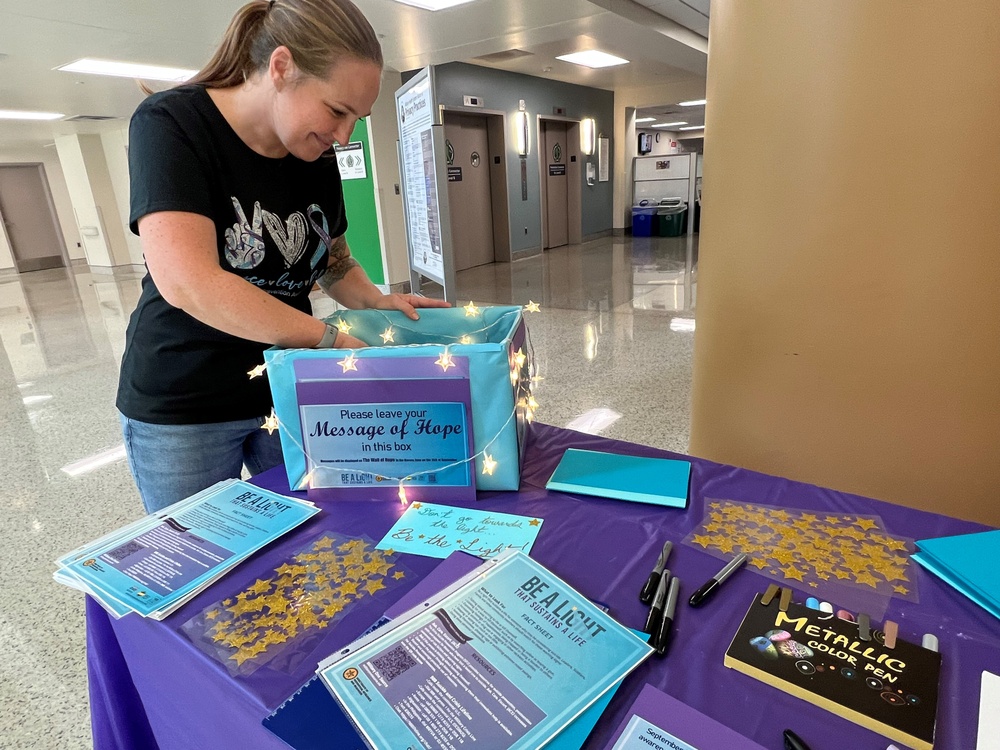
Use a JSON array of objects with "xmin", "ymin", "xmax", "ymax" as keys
[{"xmin": 119, "ymin": 412, "xmax": 284, "ymax": 514}]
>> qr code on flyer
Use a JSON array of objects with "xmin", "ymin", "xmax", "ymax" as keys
[{"xmin": 371, "ymin": 646, "xmax": 417, "ymax": 682}]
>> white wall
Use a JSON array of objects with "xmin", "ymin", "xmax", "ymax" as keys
[
  {"xmin": 0, "ymin": 146, "xmax": 82, "ymax": 271},
  {"xmin": 368, "ymin": 71, "xmax": 410, "ymax": 287},
  {"xmin": 101, "ymin": 126, "xmax": 144, "ymax": 266}
]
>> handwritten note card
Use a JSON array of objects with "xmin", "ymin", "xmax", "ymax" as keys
[{"xmin": 376, "ymin": 502, "xmax": 543, "ymax": 560}]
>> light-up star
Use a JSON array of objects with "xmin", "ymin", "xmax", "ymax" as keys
[
  {"xmin": 459, "ymin": 335, "xmax": 473, "ymax": 345},
  {"xmin": 336, "ymin": 319, "xmax": 353, "ymax": 335},
  {"xmin": 262, "ymin": 412, "xmax": 280, "ymax": 435},
  {"xmin": 380, "ymin": 327, "xmax": 396, "ymax": 344},
  {"xmin": 338, "ymin": 352, "xmax": 359, "ymax": 372},
  {"xmin": 513, "ymin": 348, "xmax": 527, "ymax": 368},
  {"xmin": 526, "ymin": 395, "xmax": 539, "ymax": 411},
  {"xmin": 482, "ymin": 453, "xmax": 498, "ymax": 476},
  {"xmin": 524, "ymin": 300, "xmax": 541, "ymax": 313},
  {"xmin": 435, "ymin": 350, "xmax": 456, "ymax": 371},
  {"xmin": 397, "ymin": 484, "xmax": 408, "ymax": 505},
  {"xmin": 464, "ymin": 301, "xmax": 480, "ymax": 317},
  {"xmin": 509, "ymin": 368, "xmax": 519, "ymax": 385},
  {"xmin": 248, "ymin": 363, "xmax": 267, "ymax": 379}
]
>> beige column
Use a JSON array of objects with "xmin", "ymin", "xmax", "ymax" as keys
[
  {"xmin": 55, "ymin": 133, "xmax": 136, "ymax": 271},
  {"xmin": 690, "ymin": 2, "xmax": 1000, "ymax": 525}
]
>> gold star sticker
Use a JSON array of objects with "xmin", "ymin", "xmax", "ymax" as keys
[
  {"xmin": 248, "ymin": 363, "xmax": 267, "ymax": 379},
  {"xmin": 524, "ymin": 300, "xmax": 540, "ymax": 313},
  {"xmin": 529, "ymin": 518, "xmax": 541, "ymax": 527},
  {"xmin": 380, "ymin": 327, "xmax": 395, "ymax": 344},
  {"xmin": 513, "ymin": 348, "xmax": 527, "ymax": 368},
  {"xmin": 808, "ymin": 581, "xmax": 819, "ymax": 588},
  {"xmin": 854, "ymin": 517, "xmax": 879, "ymax": 531},
  {"xmin": 248, "ymin": 579, "xmax": 272, "ymax": 596},
  {"xmin": 338, "ymin": 352, "xmax": 359, "ymax": 372},
  {"xmin": 893, "ymin": 585, "xmax": 910, "ymax": 595},
  {"xmin": 749, "ymin": 557, "xmax": 769, "ymax": 570},
  {"xmin": 205, "ymin": 609, "xmax": 221, "ymax": 621},
  {"xmin": 230, "ymin": 649, "xmax": 256, "ymax": 667},
  {"xmin": 262, "ymin": 412, "xmax": 280, "ymax": 435},
  {"xmin": 411, "ymin": 503, "xmax": 422, "ymax": 510},
  {"xmin": 855, "ymin": 571, "xmax": 880, "ymax": 588},
  {"xmin": 435, "ymin": 350, "xmax": 456, "ymax": 371},
  {"xmin": 782, "ymin": 565, "xmax": 805, "ymax": 582},
  {"xmin": 339, "ymin": 581, "xmax": 360, "ymax": 597},
  {"xmin": 365, "ymin": 578, "xmax": 387, "ymax": 595},
  {"xmin": 714, "ymin": 537, "xmax": 736, "ymax": 554},
  {"xmin": 464, "ymin": 301, "xmax": 480, "ymax": 316},
  {"xmin": 482, "ymin": 453, "xmax": 498, "ymax": 476},
  {"xmin": 691, "ymin": 534, "xmax": 712, "ymax": 548},
  {"xmin": 393, "ymin": 570, "xmax": 405, "ymax": 580},
  {"xmin": 336, "ymin": 319, "xmax": 353, "ymax": 334},
  {"xmin": 771, "ymin": 548, "xmax": 797, "ymax": 565}
]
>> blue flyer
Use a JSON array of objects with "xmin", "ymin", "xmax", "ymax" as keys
[
  {"xmin": 318, "ymin": 550, "xmax": 652, "ymax": 750},
  {"xmin": 57, "ymin": 480, "xmax": 319, "ymax": 619},
  {"xmin": 376, "ymin": 502, "xmax": 543, "ymax": 560}
]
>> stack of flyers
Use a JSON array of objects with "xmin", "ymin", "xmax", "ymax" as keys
[{"xmin": 54, "ymin": 479, "xmax": 319, "ymax": 620}]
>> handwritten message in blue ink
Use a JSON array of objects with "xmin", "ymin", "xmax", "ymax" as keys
[{"xmin": 376, "ymin": 502, "xmax": 543, "ymax": 560}]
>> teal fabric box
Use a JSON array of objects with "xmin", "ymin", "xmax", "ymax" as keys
[{"xmin": 263, "ymin": 306, "xmax": 530, "ymax": 496}]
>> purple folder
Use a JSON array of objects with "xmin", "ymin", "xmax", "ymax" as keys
[{"xmin": 603, "ymin": 684, "xmax": 768, "ymax": 749}]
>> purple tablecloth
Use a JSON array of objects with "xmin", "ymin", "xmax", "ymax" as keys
[{"xmin": 87, "ymin": 423, "xmax": 1000, "ymax": 750}]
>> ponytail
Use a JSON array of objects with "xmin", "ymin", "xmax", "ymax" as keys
[{"xmin": 185, "ymin": 0, "xmax": 382, "ymax": 90}]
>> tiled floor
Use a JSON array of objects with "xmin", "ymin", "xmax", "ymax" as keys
[{"xmin": 0, "ymin": 232, "xmax": 696, "ymax": 748}]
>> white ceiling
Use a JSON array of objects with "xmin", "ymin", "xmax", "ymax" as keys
[{"xmin": 0, "ymin": 0, "xmax": 708, "ymax": 149}]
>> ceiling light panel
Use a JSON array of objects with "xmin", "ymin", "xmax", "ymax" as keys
[
  {"xmin": 57, "ymin": 58, "xmax": 197, "ymax": 82},
  {"xmin": 556, "ymin": 50, "xmax": 629, "ymax": 69},
  {"xmin": 0, "ymin": 110, "xmax": 63, "ymax": 120},
  {"xmin": 389, "ymin": 0, "xmax": 477, "ymax": 9}
]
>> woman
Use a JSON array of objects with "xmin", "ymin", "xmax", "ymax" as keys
[{"xmin": 118, "ymin": 0, "xmax": 447, "ymax": 513}]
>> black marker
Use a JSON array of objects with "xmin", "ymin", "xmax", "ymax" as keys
[
  {"xmin": 654, "ymin": 576, "xmax": 680, "ymax": 656},
  {"xmin": 640, "ymin": 541, "xmax": 673, "ymax": 603},
  {"xmin": 643, "ymin": 568, "xmax": 671, "ymax": 634},
  {"xmin": 688, "ymin": 553, "xmax": 747, "ymax": 607},
  {"xmin": 783, "ymin": 729, "xmax": 813, "ymax": 750}
]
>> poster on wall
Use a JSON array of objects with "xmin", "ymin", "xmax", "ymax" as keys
[
  {"xmin": 395, "ymin": 68, "xmax": 446, "ymax": 286},
  {"xmin": 334, "ymin": 142, "xmax": 367, "ymax": 180}
]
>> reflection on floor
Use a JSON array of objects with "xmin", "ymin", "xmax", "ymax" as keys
[{"xmin": 0, "ymin": 232, "xmax": 696, "ymax": 748}]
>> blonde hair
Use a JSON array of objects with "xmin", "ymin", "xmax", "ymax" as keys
[{"xmin": 188, "ymin": 0, "xmax": 382, "ymax": 88}]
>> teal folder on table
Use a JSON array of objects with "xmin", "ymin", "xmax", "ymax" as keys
[
  {"xmin": 914, "ymin": 529, "xmax": 1000, "ymax": 621},
  {"xmin": 546, "ymin": 449, "xmax": 691, "ymax": 508}
]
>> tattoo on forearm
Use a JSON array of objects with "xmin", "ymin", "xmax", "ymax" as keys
[{"xmin": 318, "ymin": 235, "xmax": 359, "ymax": 290}]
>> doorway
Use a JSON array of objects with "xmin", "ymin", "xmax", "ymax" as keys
[
  {"xmin": 442, "ymin": 111, "xmax": 510, "ymax": 271},
  {"xmin": 0, "ymin": 164, "xmax": 67, "ymax": 272},
  {"xmin": 539, "ymin": 118, "xmax": 582, "ymax": 251}
]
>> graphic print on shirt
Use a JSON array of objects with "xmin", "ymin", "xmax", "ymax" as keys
[
  {"xmin": 224, "ymin": 197, "xmax": 333, "ymax": 298},
  {"xmin": 263, "ymin": 208, "xmax": 308, "ymax": 268},
  {"xmin": 224, "ymin": 197, "xmax": 266, "ymax": 270}
]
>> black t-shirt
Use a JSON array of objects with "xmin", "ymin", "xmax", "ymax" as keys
[{"xmin": 117, "ymin": 85, "xmax": 348, "ymax": 424}]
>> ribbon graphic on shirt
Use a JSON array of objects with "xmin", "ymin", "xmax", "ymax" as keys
[
  {"xmin": 224, "ymin": 197, "xmax": 266, "ymax": 270},
  {"xmin": 307, "ymin": 203, "xmax": 332, "ymax": 270}
]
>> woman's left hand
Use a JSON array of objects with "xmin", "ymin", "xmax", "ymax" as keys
[{"xmin": 372, "ymin": 293, "xmax": 451, "ymax": 320}]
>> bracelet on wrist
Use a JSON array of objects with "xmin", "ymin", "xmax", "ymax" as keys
[{"xmin": 314, "ymin": 323, "xmax": 339, "ymax": 348}]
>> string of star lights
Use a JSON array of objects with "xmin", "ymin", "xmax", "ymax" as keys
[{"xmin": 250, "ymin": 303, "xmax": 542, "ymax": 505}]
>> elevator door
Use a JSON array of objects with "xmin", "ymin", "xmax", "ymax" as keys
[
  {"xmin": 542, "ymin": 121, "xmax": 569, "ymax": 249},
  {"xmin": 0, "ymin": 165, "xmax": 65, "ymax": 272},
  {"xmin": 443, "ymin": 113, "xmax": 494, "ymax": 271}
]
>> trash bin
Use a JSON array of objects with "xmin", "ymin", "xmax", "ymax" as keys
[
  {"xmin": 655, "ymin": 204, "xmax": 688, "ymax": 237},
  {"xmin": 631, "ymin": 204, "xmax": 657, "ymax": 237}
]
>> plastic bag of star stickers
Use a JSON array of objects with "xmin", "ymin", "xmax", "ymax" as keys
[{"xmin": 181, "ymin": 530, "xmax": 411, "ymax": 677}]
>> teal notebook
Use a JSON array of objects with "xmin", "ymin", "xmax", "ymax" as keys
[
  {"xmin": 914, "ymin": 529, "xmax": 1000, "ymax": 621},
  {"xmin": 546, "ymin": 448, "xmax": 691, "ymax": 508}
]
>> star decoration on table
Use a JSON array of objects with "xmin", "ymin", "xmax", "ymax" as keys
[
  {"xmin": 523, "ymin": 300, "xmax": 541, "ymax": 313},
  {"xmin": 261, "ymin": 411, "xmax": 280, "ymax": 435},
  {"xmin": 335, "ymin": 319, "xmax": 353, "ymax": 334},
  {"xmin": 683, "ymin": 499, "xmax": 917, "ymax": 603},
  {"xmin": 380, "ymin": 327, "xmax": 395, "ymax": 344},
  {"xmin": 464, "ymin": 301, "xmax": 480, "ymax": 317},
  {"xmin": 248, "ymin": 363, "xmax": 267, "ymax": 379},
  {"xmin": 181, "ymin": 533, "xmax": 407, "ymax": 676},
  {"xmin": 338, "ymin": 352, "xmax": 359, "ymax": 373}
]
